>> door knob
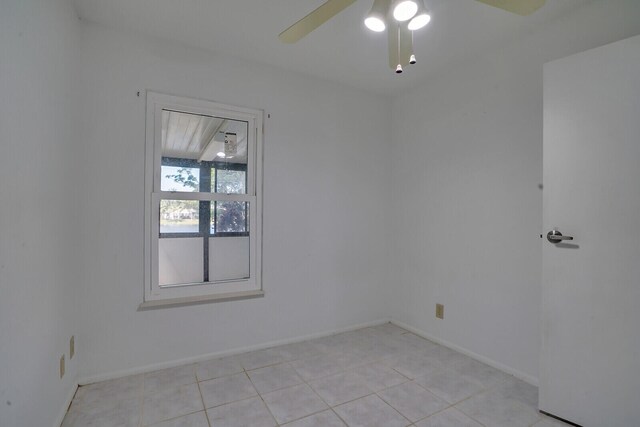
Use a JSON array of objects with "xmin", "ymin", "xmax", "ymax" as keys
[{"xmin": 547, "ymin": 229, "xmax": 574, "ymax": 244}]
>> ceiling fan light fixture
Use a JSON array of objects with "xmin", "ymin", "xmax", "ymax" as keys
[
  {"xmin": 407, "ymin": 1, "xmax": 431, "ymax": 30},
  {"xmin": 365, "ymin": 16, "xmax": 386, "ymax": 32},
  {"xmin": 365, "ymin": 0, "xmax": 388, "ymax": 32},
  {"xmin": 407, "ymin": 13, "xmax": 430, "ymax": 30},
  {"xmin": 392, "ymin": 0, "xmax": 418, "ymax": 22}
]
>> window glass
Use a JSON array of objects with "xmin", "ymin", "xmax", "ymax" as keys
[
  {"xmin": 158, "ymin": 237, "xmax": 204, "ymax": 286},
  {"xmin": 209, "ymin": 236, "xmax": 249, "ymax": 282},
  {"xmin": 160, "ymin": 200, "xmax": 200, "ymax": 234},
  {"xmin": 215, "ymin": 169, "xmax": 246, "ymax": 194},
  {"xmin": 211, "ymin": 201, "xmax": 248, "ymax": 234},
  {"xmin": 161, "ymin": 166, "xmax": 200, "ymax": 192}
]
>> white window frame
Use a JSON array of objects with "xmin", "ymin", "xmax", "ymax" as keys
[{"xmin": 143, "ymin": 92, "xmax": 263, "ymax": 306}]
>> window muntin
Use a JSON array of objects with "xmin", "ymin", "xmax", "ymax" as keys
[
  {"xmin": 145, "ymin": 93, "xmax": 262, "ymax": 303},
  {"xmin": 159, "ymin": 158, "xmax": 248, "ymax": 237}
]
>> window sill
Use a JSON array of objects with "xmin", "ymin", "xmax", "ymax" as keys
[{"xmin": 138, "ymin": 289, "xmax": 264, "ymax": 310}]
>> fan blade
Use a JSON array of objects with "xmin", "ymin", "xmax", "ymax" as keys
[
  {"xmin": 279, "ymin": 0, "xmax": 358, "ymax": 43},
  {"xmin": 475, "ymin": 0, "xmax": 546, "ymax": 16},
  {"xmin": 388, "ymin": 24, "xmax": 412, "ymax": 69}
]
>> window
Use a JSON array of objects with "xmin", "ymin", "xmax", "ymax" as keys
[{"xmin": 144, "ymin": 93, "xmax": 263, "ymax": 305}]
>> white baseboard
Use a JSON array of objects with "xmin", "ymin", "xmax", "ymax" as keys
[
  {"xmin": 55, "ymin": 382, "xmax": 78, "ymax": 427},
  {"xmin": 78, "ymin": 318, "xmax": 390, "ymax": 385},
  {"xmin": 390, "ymin": 319, "xmax": 539, "ymax": 387}
]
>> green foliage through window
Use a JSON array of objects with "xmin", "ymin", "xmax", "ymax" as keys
[
  {"xmin": 161, "ymin": 159, "xmax": 248, "ymax": 236},
  {"xmin": 165, "ymin": 167, "xmax": 199, "ymax": 190}
]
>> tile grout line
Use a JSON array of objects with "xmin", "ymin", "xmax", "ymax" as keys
[
  {"xmin": 412, "ymin": 403, "xmax": 488, "ymax": 427},
  {"xmin": 449, "ymin": 393, "xmax": 490, "ymax": 427},
  {"xmin": 329, "ymin": 407, "xmax": 350, "ymax": 427},
  {"xmin": 448, "ymin": 372, "xmax": 541, "ymax": 427},
  {"xmin": 265, "ymin": 375, "xmax": 333, "ymax": 425},
  {"xmin": 243, "ymin": 367, "xmax": 280, "ymax": 426},
  {"xmin": 146, "ymin": 409, "xmax": 206, "ymax": 426},
  {"xmin": 278, "ymin": 407, "xmax": 334, "ymax": 426},
  {"xmin": 305, "ymin": 373, "xmax": 373, "ymax": 410},
  {"xmin": 139, "ymin": 375, "xmax": 146, "ymax": 427},
  {"xmin": 195, "ymin": 377, "xmax": 212, "ymax": 427},
  {"xmin": 143, "ymin": 367, "xmax": 208, "ymax": 426},
  {"xmin": 374, "ymin": 389, "xmax": 427, "ymax": 426}
]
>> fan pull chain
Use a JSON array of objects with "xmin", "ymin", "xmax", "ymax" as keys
[
  {"xmin": 410, "ymin": 30, "xmax": 416, "ymax": 64},
  {"xmin": 396, "ymin": 24, "xmax": 403, "ymax": 73}
]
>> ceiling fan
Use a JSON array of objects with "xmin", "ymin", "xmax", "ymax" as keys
[{"xmin": 279, "ymin": 0, "xmax": 546, "ymax": 73}]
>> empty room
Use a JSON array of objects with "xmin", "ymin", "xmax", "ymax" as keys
[{"xmin": 2, "ymin": 0, "xmax": 640, "ymax": 426}]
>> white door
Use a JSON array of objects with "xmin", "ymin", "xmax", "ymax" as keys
[{"xmin": 541, "ymin": 35, "xmax": 640, "ymax": 427}]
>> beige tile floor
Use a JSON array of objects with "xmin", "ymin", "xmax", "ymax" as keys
[{"xmin": 62, "ymin": 323, "xmax": 570, "ymax": 427}]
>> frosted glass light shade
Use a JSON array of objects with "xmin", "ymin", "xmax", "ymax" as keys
[
  {"xmin": 408, "ymin": 12, "xmax": 430, "ymax": 30},
  {"xmin": 365, "ymin": 16, "xmax": 386, "ymax": 32},
  {"xmin": 365, "ymin": 0, "xmax": 389, "ymax": 32},
  {"xmin": 408, "ymin": 1, "xmax": 431, "ymax": 30},
  {"xmin": 392, "ymin": 0, "xmax": 418, "ymax": 22}
]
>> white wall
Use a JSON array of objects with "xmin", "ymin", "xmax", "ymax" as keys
[
  {"xmin": 76, "ymin": 23, "xmax": 392, "ymax": 381},
  {"xmin": 0, "ymin": 1, "xmax": 82, "ymax": 426},
  {"xmin": 389, "ymin": 0, "xmax": 640, "ymax": 383}
]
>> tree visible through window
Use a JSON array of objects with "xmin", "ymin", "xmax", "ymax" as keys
[{"xmin": 160, "ymin": 160, "xmax": 247, "ymax": 236}]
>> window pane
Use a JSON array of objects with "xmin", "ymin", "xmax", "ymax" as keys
[
  {"xmin": 211, "ymin": 201, "xmax": 248, "ymax": 234},
  {"xmin": 159, "ymin": 237, "xmax": 204, "ymax": 286},
  {"xmin": 160, "ymin": 200, "xmax": 200, "ymax": 234},
  {"xmin": 215, "ymin": 169, "xmax": 246, "ymax": 194},
  {"xmin": 161, "ymin": 165, "xmax": 200, "ymax": 192},
  {"xmin": 209, "ymin": 236, "xmax": 249, "ymax": 281},
  {"xmin": 162, "ymin": 110, "xmax": 249, "ymax": 176}
]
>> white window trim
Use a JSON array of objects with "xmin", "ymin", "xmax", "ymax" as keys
[{"xmin": 143, "ymin": 92, "xmax": 263, "ymax": 306}]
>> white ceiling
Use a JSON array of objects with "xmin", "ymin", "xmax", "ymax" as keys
[
  {"xmin": 162, "ymin": 110, "xmax": 248, "ymax": 163},
  {"xmin": 73, "ymin": 0, "xmax": 588, "ymax": 95}
]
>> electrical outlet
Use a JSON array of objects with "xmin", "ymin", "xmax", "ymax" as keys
[
  {"xmin": 436, "ymin": 303, "xmax": 444, "ymax": 319},
  {"xmin": 60, "ymin": 355, "xmax": 65, "ymax": 379},
  {"xmin": 70, "ymin": 336, "xmax": 75, "ymax": 359}
]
